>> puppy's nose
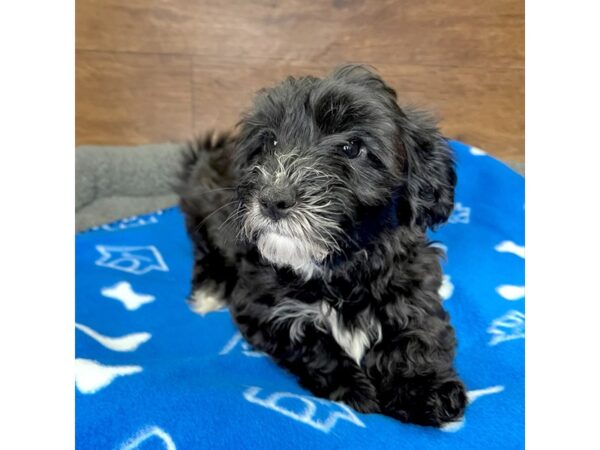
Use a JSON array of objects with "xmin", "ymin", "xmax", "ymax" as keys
[{"xmin": 258, "ymin": 186, "xmax": 297, "ymax": 220}]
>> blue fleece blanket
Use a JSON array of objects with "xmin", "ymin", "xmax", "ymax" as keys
[{"xmin": 75, "ymin": 141, "xmax": 524, "ymax": 449}]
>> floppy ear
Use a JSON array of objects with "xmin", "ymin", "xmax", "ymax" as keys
[
  {"xmin": 398, "ymin": 107, "xmax": 457, "ymax": 230},
  {"xmin": 330, "ymin": 64, "xmax": 398, "ymax": 99},
  {"xmin": 331, "ymin": 64, "xmax": 456, "ymax": 229}
]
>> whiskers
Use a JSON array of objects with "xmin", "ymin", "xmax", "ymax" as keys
[
  {"xmin": 193, "ymin": 200, "xmax": 238, "ymax": 234},
  {"xmin": 189, "ymin": 186, "xmax": 236, "ymax": 197},
  {"xmin": 219, "ymin": 202, "xmax": 246, "ymax": 235}
]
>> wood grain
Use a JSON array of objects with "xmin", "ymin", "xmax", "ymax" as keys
[
  {"xmin": 192, "ymin": 59, "xmax": 326, "ymax": 132},
  {"xmin": 77, "ymin": 0, "xmax": 523, "ymax": 68},
  {"xmin": 76, "ymin": 0, "xmax": 524, "ymax": 161},
  {"xmin": 76, "ymin": 51, "xmax": 193, "ymax": 145},
  {"xmin": 380, "ymin": 64, "xmax": 524, "ymax": 160}
]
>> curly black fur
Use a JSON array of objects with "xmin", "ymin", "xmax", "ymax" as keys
[{"xmin": 177, "ymin": 64, "xmax": 467, "ymax": 427}]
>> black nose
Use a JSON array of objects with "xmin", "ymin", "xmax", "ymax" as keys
[{"xmin": 258, "ymin": 186, "xmax": 297, "ymax": 220}]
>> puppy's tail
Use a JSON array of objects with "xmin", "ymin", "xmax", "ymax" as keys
[
  {"xmin": 178, "ymin": 131, "xmax": 234, "ymax": 186},
  {"xmin": 173, "ymin": 131, "xmax": 236, "ymax": 197},
  {"xmin": 174, "ymin": 131, "xmax": 237, "ymax": 247}
]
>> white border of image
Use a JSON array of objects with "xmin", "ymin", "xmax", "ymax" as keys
[
  {"xmin": 0, "ymin": 1, "xmax": 74, "ymax": 448},
  {"xmin": 527, "ymin": 0, "xmax": 600, "ymax": 447},
  {"xmin": 2, "ymin": 1, "xmax": 600, "ymax": 448}
]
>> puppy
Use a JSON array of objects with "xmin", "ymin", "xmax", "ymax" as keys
[{"xmin": 177, "ymin": 64, "xmax": 467, "ymax": 427}]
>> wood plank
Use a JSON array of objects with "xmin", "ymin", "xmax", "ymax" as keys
[
  {"xmin": 380, "ymin": 65, "xmax": 524, "ymax": 161},
  {"xmin": 76, "ymin": 0, "xmax": 524, "ymax": 160},
  {"xmin": 192, "ymin": 59, "xmax": 327, "ymax": 132},
  {"xmin": 77, "ymin": 0, "xmax": 523, "ymax": 69},
  {"xmin": 76, "ymin": 51, "xmax": 193, "ymax": 145},
  {"xmin": 192, "ymin": 59, "xmax": 524, "ymax": 161}
]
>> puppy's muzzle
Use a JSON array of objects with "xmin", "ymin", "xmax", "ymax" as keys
[{"xmin": 258, "ymin": 185, "xmax": 297, "ymax": 221}]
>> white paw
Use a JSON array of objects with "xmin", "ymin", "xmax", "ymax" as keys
[
  {"xmin": 439, "ymin": 275, "xmax": 454, "ymax": 301},
  {"xmin": 188, "ymin": 284, "xmax": 226, "ymax": 316}
]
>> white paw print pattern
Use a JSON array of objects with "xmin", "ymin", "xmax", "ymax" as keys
[
  {"xmin": 220, "ymin": 332, "xmax": 266, "ymax": 358},
  {"xmin": 448, "ymin": 203, "xmax": 471, "ymax": 224},
  {"xmin": 496, "ymin": 285, "xmax": 525, "ymax": 301},
  {"xmin": 80, "ymin": 238, "xmax": 175, "ymax": 446},
  {"xmin": 77, "ymin": 280, "xmax": 154, "ymax": 393},
  {"xmin": 101, "ymin": 281, "xmax": 156, "ymax": 310},
  {"xmin": 469, "ymin": 146, "xmax": 487, "ymax": 156},
  {"xmin": 75, "ymin": 323, "xmax": 151, "ymax": 352},
  {"xmin": 487, "ymin": 310, "xmax": 525, "ymax": 346},
  {"xmin": 119, "ymin": 425, "xmax": 176, "ymax": 450},
  {"xmin": 95, "ymin": 245, "xmax": 169, "ymax": 275},
  {"xmin": 94, "ymin": 211, "xmax": 164, "ymax": 232},
  {"xmin": 494, "ymin": 241, "xmax": 525, "ymax": 301},
  {"xmin": 75, "ymin": 358, "xmax": 142, "ymax": 394},
  {"xmin": 243, "ymin": 386, "xmax": 365, "ymax": 433}
]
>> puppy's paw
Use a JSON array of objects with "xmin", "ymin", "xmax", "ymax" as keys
[
  {"xmin": 425, "ymin": 380, "xmax": 467, "ymax": 426},
  {"xmin": 331, "ymin": 386, "xmax": 380, "ymax": 414},
  {"xmin": 187, "ymin": 281, "xmax": 226, "ymax": 316},
  {"xmin": 383, "ymin": 378, "xmax": 467, "ymax": 427}
]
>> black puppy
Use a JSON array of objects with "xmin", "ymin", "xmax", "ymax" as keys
[{"xmin": 177, "ymin": 64, "xmax": 467, "ymax": 427}]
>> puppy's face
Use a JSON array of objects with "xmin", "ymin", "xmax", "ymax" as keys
[{"xmin": 234, "ymin": 65, "xmax": 456, "ymax": 273}]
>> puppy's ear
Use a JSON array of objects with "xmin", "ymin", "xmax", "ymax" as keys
[
  {"xmin": 399, "ymin": 107, "xmax": 456, "ymax": 230},
  {"xmin": 331, "ymin": 64, "xmax": 398, "ymax": 99}
]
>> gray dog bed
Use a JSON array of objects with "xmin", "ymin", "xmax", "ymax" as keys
[{"xmin": 75, "ymin": 143, "xmax": 186, "ymax": 231}]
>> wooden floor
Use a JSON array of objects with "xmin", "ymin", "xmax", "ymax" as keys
[{"xmin": 76, "ymin": 0, "xmax": 524, "ymax": 162}]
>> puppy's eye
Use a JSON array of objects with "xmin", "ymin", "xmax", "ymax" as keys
[
  {"xmin": 339, "ymin": 138, "xmax": 363, "ymax": 159},
  {"xmin": 263, "ymin": 133, "xmax": 278, "ymax": 150}
]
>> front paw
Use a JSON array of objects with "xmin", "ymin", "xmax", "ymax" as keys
[
  {"xmin": 383, "ymin": 378, "xmax": 467, "ymax": 427},
  {"xmin": 330, "ymin": 385, "xmax": 380, "ymax": 414},
  {"xmin": 187, "ymin": 281, "xmax": 226, "ymax": 316},
  {"xmin": 425, "ymin": 380, "xmax": 467, "ymax": 426}
]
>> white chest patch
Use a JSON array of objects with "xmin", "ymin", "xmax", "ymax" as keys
[
  {"xmin": 270, "ymin": 299, "xmax": 381, "ymax": 365},
  {"xmin": 324, "ymin": 307, "xmax": 374, "ymax": 364},
  {"xmin": 257, "ymin": 232, "xmax": 323, "ymax": 279},
  {"xmin": 258, "ymin": 232, "xmax": 312, "ymax": 268}
]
